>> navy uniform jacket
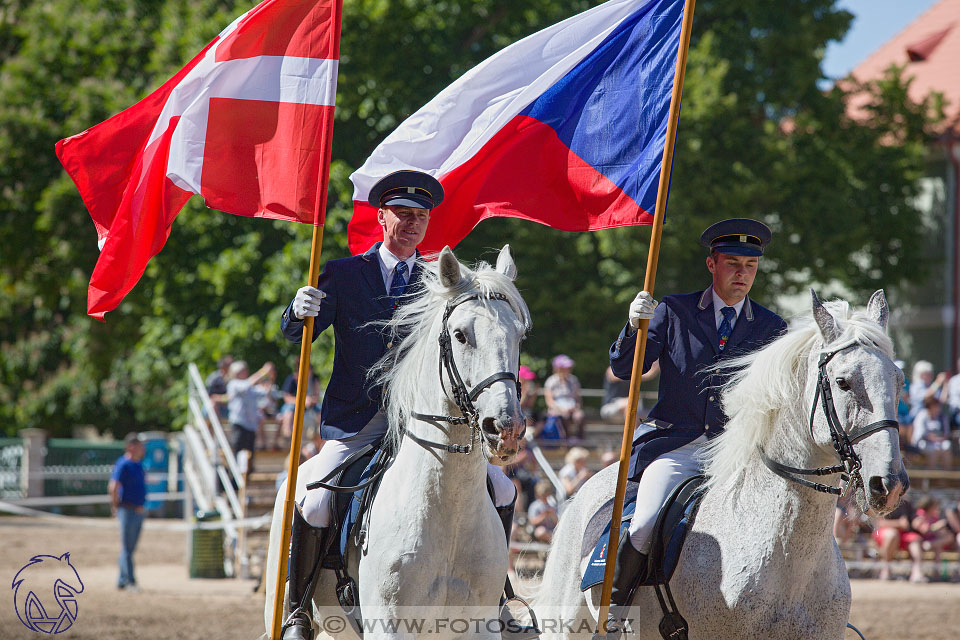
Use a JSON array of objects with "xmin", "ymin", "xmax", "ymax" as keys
[
  {"xmin": 281, "ymin": 243, "xmax": 420, "ymax": 441},
  {"xmin": 610, "ymin": 287, "xmax": 786, "ymax": 474}
]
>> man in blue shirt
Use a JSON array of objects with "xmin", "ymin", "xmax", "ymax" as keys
[
  {"xmin": 606, "ymin": 219, "xmax": 787, "ymax": 624},
  {"xmin": 109, "ymin": 433, "xmax": 147, "ymax": 591}
]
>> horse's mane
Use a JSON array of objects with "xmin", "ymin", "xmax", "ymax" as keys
[
  {"xmin": 372, "ymin": 255, "xmax": 531, "ymax": 452},
  {"xmin": 701, "ymin": 299, "xmax": 894, "ymax": 492}
]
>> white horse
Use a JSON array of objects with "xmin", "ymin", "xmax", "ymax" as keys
[
  {"xmin": 533, "ymin": 290, "xmax": 908, "ymax": 639},
  {"xmin": 264, "ymin": 245, "xmax": 531, "ymax": 639}
]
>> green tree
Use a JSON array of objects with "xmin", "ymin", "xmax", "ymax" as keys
[{"xmin": 0, "ymin": 0, "xmax": 942, "ymax": 435}]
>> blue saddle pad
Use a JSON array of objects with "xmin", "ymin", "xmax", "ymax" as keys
[
  {"xmin": 580, "ymin": 475, "xmax": 706, "ymax": 592},
  {"xmin": 318, "ymin": 448, "xmax": 382, "ymax": 569}
]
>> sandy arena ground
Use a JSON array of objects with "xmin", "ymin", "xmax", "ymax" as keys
[{"xmin": 1, "ymin": 516, "xmax": 958, "ymax": 639}]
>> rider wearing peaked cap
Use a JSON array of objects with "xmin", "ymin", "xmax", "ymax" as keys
[
  {"xmin": 278, "ymin": 170, "xmax": 526, "ymax": 640},
  {"xmin": 604, "ymin": 218, "xmax": 786, "ymax": 632}
]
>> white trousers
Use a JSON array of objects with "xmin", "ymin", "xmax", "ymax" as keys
[
  {"xmin": 627, "ymin": 435, "xmax": 707, "ymax": 553},
  {"xmin": 300, "ymin": 412, "xmax": 516, "ymax": 527}
]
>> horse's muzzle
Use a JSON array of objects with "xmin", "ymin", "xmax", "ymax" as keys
[
  {"xmin": 481, "ymin": 416, "xmax": 524, "ymax": 463},
  {"xmin": 865, "ymin": 470, "xmax": 909, "ymax": 516}
]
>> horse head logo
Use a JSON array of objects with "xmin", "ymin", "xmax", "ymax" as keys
[{"xmin": 11, "ymin": 553, "xmax": 84, "ymax": 634}]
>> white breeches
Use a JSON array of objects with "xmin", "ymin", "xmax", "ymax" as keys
[
  {"xmin": 627, "ymin": 435, "xmax": 707, "ymax": 553},
  {"xmin": 300, "ymin": 412, "xmax": 516, "ymax": 527}
]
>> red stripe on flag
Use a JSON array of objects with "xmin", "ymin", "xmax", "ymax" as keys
[
  {"xmin": 200, "ymin": 97, "xmax": 333, "ymax": 223},
  {"xmin": 87, "ymin": 117, "xmax": 193, "ymax": 320},
  {"xmin": 348, "ymin": 114, "xmax": 652, "ymax": 255},
  {"xmin": 216, "ymin": 0, "xmax": 336, "ymax": 61}
]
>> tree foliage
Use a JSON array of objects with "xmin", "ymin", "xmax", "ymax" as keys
[{"xmin": 0, "ymin": 0, "xmax": 941, "ymax": 436}]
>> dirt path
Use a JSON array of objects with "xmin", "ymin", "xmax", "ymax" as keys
[{"xmin": 1, "ymin": 516, "xmax": 957, "ymax": 639}]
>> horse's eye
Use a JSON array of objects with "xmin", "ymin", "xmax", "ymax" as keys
[
  {"xmin": 835, "ymin": 377, "xmax": 851, "ymax": 391},
  {"xmin": 453, "ymin": 329, "xmax": 467, "ymax": 344}
]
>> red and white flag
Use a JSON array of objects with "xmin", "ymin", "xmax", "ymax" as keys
[{"xmin": 56, "ymin": 0, "xmax": 342, "ymax": 319}]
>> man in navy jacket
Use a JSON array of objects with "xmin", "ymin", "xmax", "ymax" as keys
[
  {"xmin": 279, "ymin": 171, "xmax": 520, "ymax": 640},
  {"xmin": 605, "ymin": 219, "xmax": 787, "ymax": 626}
]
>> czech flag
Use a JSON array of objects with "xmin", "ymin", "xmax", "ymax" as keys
[{"xmin": 348, "ymin": 0, "xmax": 686, "ymax": 255}]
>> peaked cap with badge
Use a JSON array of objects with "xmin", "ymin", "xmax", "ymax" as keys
[
  {"xmin": 368, "ymin": 170, "xmax": 444, "ymax": 210},
  {"xmin": 700, "ymin": 218, "xmax": 772, "ymax": 257}
]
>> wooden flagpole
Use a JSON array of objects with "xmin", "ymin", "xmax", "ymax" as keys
[
  {"xmin": 595, "ymin": 0, "xmax": 697, "ymax": 634},
  {"xmin": 270, "ymin": 2, "xmax": 343, "ymax": 638}
]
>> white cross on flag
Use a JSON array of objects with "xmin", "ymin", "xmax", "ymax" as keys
[{"xmin": 56, "ymin": 0, "xmax": 341, "ymax": 319}]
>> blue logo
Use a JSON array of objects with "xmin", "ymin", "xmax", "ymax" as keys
[{"xmin": 11, "ymin": 553, "xmax": 84, "ymax": 634}]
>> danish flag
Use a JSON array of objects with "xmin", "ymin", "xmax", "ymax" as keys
[{"xmin": 56, "ymin": 0, "xmax": 342, "ymax": 319}]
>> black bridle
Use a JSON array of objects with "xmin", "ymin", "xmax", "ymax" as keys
[
  {"xmin": 761, "ymin": 342, "xmax": 899, "ymax": 496},
  {"xmin": 408, "ymin": 291, "xmax": 522, "ymax": 455}
]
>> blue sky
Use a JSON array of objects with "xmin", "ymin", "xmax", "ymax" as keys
[{"xmin": 822, "ymin": 0, "xmax": 940, "ymax": 79}]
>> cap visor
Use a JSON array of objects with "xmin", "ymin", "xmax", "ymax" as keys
[
  {"xmin": 380, "ymin": 195, "xmax": 433, "ymax": 209},
  {"xmin": 712, "ymin": 244, "xmax": 762, "ymax": 257}
]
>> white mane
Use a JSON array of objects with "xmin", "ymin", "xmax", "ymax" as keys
[
  {"xmin": 701, "ymin": 299, "xmax": 894, "ymax": 492},
  {"xmin": 372, "ymin": 256, "xmax": 531, "ymax": 452}
]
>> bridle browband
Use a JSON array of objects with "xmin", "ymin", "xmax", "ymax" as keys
[
  {"xmin": 761, "ymin": 341, "xmax": 898, "ymax": 496},
  {"xmin": 408, "ymin": 291, "xmax": 522, "ymax": 455}
]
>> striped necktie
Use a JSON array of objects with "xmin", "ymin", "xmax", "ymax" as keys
[{"xmin": 389, "ymin": 260, "xmax": 409, "ymax": 301}]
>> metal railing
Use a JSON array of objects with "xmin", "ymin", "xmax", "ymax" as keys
[{"xmin": 184, "ymin": 362, "xmax": 249, "ymax": 574}]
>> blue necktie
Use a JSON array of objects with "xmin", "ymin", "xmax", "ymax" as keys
[
  {"xmin": 389, "ymin": 261, "xmax": 408, "ymax": 301},
  {"xmin": 718, "ymin": 306, "xmax": 736, "ymax": 351}
]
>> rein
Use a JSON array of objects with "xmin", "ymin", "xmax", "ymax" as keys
[
  {"xmin": 407, "ymin": 291, "xmax": 522, "ymax": 455},
  {"xmin": 761, "ymin": 342, "xmax": 898, "ymax": 496}
]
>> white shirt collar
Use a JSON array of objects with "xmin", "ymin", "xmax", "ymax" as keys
[
  {"xmin": 712, "ymin": 288, "xmax": 745, "ymax": 330},
  {"xmin": 377, "ymin": 244, "xmax": 416, "ymax": 290}
]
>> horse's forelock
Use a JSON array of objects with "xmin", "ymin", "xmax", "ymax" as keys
[
  {"xmin": 373, "ymin": 257, "xmax": 530, "ymax": 451},
  {"xmin": 703, "ymin": 298, "xmax": 894, "ymax": 492}
]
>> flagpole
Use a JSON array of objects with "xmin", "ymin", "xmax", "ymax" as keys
[
  {"xmin": 595, "ymin": 0, "xmax": 697, "ymax": 635},
  {"xmin": 270, "ymin": 2, "xmax": 343, "ymax": 638}
]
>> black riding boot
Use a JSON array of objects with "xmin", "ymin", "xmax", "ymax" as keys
[
  {"xmin": 281, "ymin": 506, "xmax": 327, "ymax": 640},
  {"xmin": 496, "ymin": 498, "xmax": 541, "ymax": 639},
  {"xmin": 605, "ymin": 529, "xmax": 648, "ymax": 638}
]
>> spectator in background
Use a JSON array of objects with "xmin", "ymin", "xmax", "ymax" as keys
[
  {"xmin": 278, "ymin": 356, "xmax": 321, "ymax": 445},
  {"xmin": 527, "ymin": 480, "xmax": 559, "ymax": 543},
  {"xmin": 600, "ymin": 366, "xmax": 631, "ymax": 423},
  {"xmin": 912, "ymin": 395, "xmax": 952, "ymax": 468},
  {"xmin": 255, "ymin": 365, "xmax": 281, "ymax": 448},
  {"xmin": 909, "ymin": 360, "xmax": 946, "ymax": 420},
  {"xmin": 872, "ymin": 496, "xmax": 922, "ymax": 581},
  {"xmin": 558, "ymin": 446, "xmax": 592, "ymax": 496},
  {"xmin": 911, "ymin": 496, "xmax": 954, "ymax": 579},
  {"xmin": 109, "ymin": 433, "xmax": 147, "ymax": 592},
  {"xmin": 504, "ymin": 442, "xmax": 540, "ymax": 513},
  {"xmin": 894, "ymin": 360, "xmax": 915, "ymax": 451},
  {"xmin": 518, "ymin": 365, "xmax": 541, "ymax": 429},
  {"xmin": 945, "ymin": 498, "xmax": 960, "ymax": 556},
  {"xmin": 226, "ymin": 360, "xmax": 275, "ymax": 475},
  {"xmin": 945, "ymin": 358, "xmax": 960, "ymax": 429},
  {"xmin": 600, "ymin": 450, "xmax": 619, "ymax": 468},
  {"xmin": 544, "ymin": 354, "xmax": 586, "ymax": 442},
  {"xmin": 205, "ymin": 355, "xmax": 233, "ymax": 419}
]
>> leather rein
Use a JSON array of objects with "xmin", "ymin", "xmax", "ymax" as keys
[
  {"xmin": 408, "ymin": 291, "xmax": 522, "ymax": 455},
  {"xmin": 761, "ymin": 342, "xmax": 898, "ymax": 497}
]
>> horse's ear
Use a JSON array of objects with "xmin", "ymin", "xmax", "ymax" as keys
[
  {"xmin": 438, "ymin": 246, "xmax": 462, "ymax": 288},
  {"xmin": 811, "ymin": 289, "xmax": 840, "ymax": 343},
  {"xmin": 866, "ymin": 289, "xmax": 889, "ymax": 331},
  {"xmin": 496, "ymin": 244, "xmax": 517, "ymax": 281}
]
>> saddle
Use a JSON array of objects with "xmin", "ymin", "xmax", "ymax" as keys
[{"xmin": 580, "ymin": 475, "xmax": 706, "ymax": 592}]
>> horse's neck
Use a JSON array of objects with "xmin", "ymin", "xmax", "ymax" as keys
[
  {"xmin": 392, "ymin": 393, "xmax": 489, "ymax": 509},
  {"xmin": 711, "ymin": 414, "xmax": 839, "ymax": 559}
]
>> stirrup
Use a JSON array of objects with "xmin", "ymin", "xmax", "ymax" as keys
[
  {"xmin": 280, "ymin": 607, "xmax": 315, "ymax": 640},
  {"xmin": 500, "ymin": 594, "xmax": 541, "ymax": 639}
]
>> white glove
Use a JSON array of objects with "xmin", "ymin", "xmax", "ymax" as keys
[
  {"xmin": 292, "ymin": 286, "xmax": 326, "ymax": 319},
  {"xmin": 628, "ymin": 290, "xmax": 658, "ymax": 329}
]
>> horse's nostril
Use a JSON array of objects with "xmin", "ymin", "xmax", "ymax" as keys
[
  {"xmin": 868, "ymin": 475, "xmax": 886, "ymax": 498},
  {"xmin": 481, "ymin": 417, "xmax": 499, "ymax": 437}
]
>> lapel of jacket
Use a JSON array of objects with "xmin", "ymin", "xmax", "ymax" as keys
[
  {"xmin": 723, "ymin": 296, "xmax": 755, "ymax": 352},
  {"xmin": 696, "ymin": 287, "xmax": 720, "ymax": 355},
  {"xmin": 360, "ymin": 242, "xmax": 392, "ymax": 311}
]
